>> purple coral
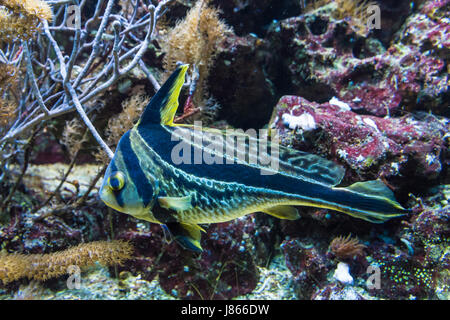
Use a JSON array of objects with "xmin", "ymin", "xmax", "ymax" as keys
[{"xmin": 271, "ymin": 95, "xmax": 447, "ymax": 184}]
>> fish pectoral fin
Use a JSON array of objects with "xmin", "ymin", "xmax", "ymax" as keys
[
  {"xmin": 158, "ymin": 194, "xmax": 193, "ymax": 211},
  {"xmin": 165, "ymin": 222, "xmax": 203, "ymax": 252},
  {"xmin": 262, "ymin": 205, "xmax": 300, "ymax": 220}
]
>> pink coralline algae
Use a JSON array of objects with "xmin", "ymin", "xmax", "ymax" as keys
[
  {"xmin": 0, "ymin": 207, "xmax": 105, "ymax": 255},
  {"xmin": 114, "ymin": 214, "xmax": 274, "ymax": 300},
  {"xmin": 270, "ymin": 96, "xmax": 448, "ymax": 183},
  {"xmin": 265, "ymin": 4, "xmax": 449, "ymax": 117},
  {"xmin": 281, "ymin": 238, "xmax": 331, "ymax": 299},
  {"xmin": 335, "ymin": 46, "xmax": 447, "ymax": 116}
]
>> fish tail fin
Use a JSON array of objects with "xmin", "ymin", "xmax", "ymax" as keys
[{"xmin": 334, "ymin": 179, "xmax": 410, "ymax": 223}]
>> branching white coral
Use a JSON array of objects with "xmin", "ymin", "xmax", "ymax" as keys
[{"xmin": 0, "ymin": 0, "xmax": 172, "ymax": 176}]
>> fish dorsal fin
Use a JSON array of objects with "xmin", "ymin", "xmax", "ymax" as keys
[
  {"xmin": 276, "ymin": 144, "xmax": 345, "ymax": 186},
  {"xmin": 262, "ymin": 205, "xmax": 300, "ymax": 220},
  {"xmin": 225, "ymin": 130, "xmax": 345, "ymax": 185},
  {"xmin": 171, "ymin": 126, "xmax": 345, "ymax": 186},
  {"xmin": 137, "ymin": 64, "xmax": 188, "ymax": 127},
  {"xmin": 344, "ymin": 180, "xmax": 398, "ymax": 203}
]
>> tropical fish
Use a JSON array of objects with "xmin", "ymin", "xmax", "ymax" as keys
[{"xmin": 99, "ymin": 65, "xmax": 408, "ymax": 252}]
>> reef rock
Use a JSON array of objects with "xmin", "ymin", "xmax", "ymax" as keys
[
  {"xmin": 265, "ymin": 2, "xmax": 449, "ymax": 117},
  {"xmin": 115, "ymin": 214, "xmax": 275, "ymax": 299},
  {"xmin": 270, "ymin": 95, "xmax": 449, "ymax": 190},
  {"xmin": 281, "ymin": 238, "xmax": 331, "ymax": 299},
  {"xmin": 209, "ymin": 34, "xmax": 276, "ymax": 129}
]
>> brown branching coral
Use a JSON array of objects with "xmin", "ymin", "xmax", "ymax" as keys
[
  {"xmin": 0, "ymin": 63, "xmax": 20, "ymax": 130},
  {"xmin": 0, "ymin": 99, "xmax": 16, "ymax": 128},
  {"xmin": 334, "ymin": 0, "xmax": 377, "ymax": 35},
  {"xmin": 0, "ymin": 240, "xmax": 133, "ymax": 284},
  {"xmin": 161, "ymin": 0, "xmax": 232, "ymax": 107},
  {"xmin": 0, "ymin": 0, "xmax": 52, "ymax": 42},
  {"xmin": 92, "ymin": 93, "xmax": 150, "ymax": 163},
  {"xmin": 62, "ymin": 118, "xmax": 88, "ymax": 157},
  {"xmin": 329, "ymin": 234, "xmax": 366, "ymax": 260},
  {"xmin": 302, "ymin": 0, "xmax": 377, "ymax": 36},
  {"xmin": 105, "ymin": 94, "xmax": 150, "ymax": 149},
  {"xmin": 0, "ymin": 0, "xmax": 52, "ymax": 21}
]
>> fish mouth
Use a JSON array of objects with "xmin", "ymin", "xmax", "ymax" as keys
[{"xmin": 99, "ymin": 185, "xmax": 122, "ymax": 212}]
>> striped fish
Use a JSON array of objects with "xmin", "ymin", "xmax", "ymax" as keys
[{"xmin": 99, "ymin": 65, "xmax": 408, "ymax": 252}]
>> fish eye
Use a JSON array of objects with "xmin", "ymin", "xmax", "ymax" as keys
[{"xmin": 108, "ymin": 171, "xmax": 125, "ymax": 191}]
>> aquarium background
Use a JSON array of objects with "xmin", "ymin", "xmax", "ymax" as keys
[{"xmin": 0, "ymin": 0, "xmax": 448, "ymax": 300}]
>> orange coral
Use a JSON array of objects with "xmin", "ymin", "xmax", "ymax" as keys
[
  {"xmin": 0, "ymin": 0, "xmax": 52, "ymax": 42},
  {"xmin": 0, "ymin": 240, "xmax": 133, "ymax": 284},
  {"xmin": 329, "ymin": 234, "xmax": 366, "ymax": 260},
  {"xmin": 303, "ymin": 0, "xmax": 377, "ymax": 36},
  {"xmin": 105, "ymin": 94, "xmax": 150, "ymax": 148},
  {"xmin": 0, "ymin": 0, "xmax": 53, "ymax": 21},
  {"xmin": 161, "ymin": 0, "xmax": 232, "ymax": 106}
]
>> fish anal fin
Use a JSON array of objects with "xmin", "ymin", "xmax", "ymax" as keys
[
  {"xmin": 158, "ymin": 194, "xmax": 193, "ymax": 211},
  {"xmin": 262, "ymin": 205, "xmax": 300, "ymax": 220},
  {"xmin": 165, "ymin": 222, "xmax": 203, "ymax": 252}
]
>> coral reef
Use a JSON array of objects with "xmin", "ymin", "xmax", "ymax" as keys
[
  {"xmin": 270, "ymin": 95, "xmax": 448, "ymax": 188},
  {"xmin": 0, "ymin": 240, "xmax": 133, "ymax": 284},
  {"xmin": 0, "ymin": 0, "xmax": 448, "ymax": 301},
  {"xmin": 265, "ymin": 1, "xmax": 448, "ymax": 117},
  {"xmin": 281, "ymin": 238, "xmax": 331, "ymax": 299},
  {"xmin": 113, "ymin": 214, "xmax": 276, "ymax": 299}
]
